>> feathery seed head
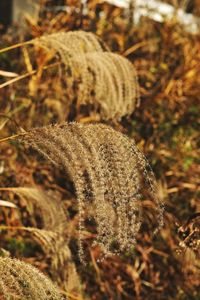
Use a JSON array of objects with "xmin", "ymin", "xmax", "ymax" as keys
[
  {"xmin": 33, "ymin": 31, "xmax": 139, "ymax": 120},
  {"xmin": 21, "ymin": 122, "xmax": 164, "ymax": 261},
  {"xmin": 0, "ymin": 257, "xmax": 63, "ymax": 300}
]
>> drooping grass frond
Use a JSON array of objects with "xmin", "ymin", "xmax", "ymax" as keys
[
  {"xmin": 0, "ymin": 257, "xmax": 63, "ymax": 300},
  {"xmin": 32, "ymin": 31, "xmax": 109, "ymax": 106},
  {"xmin": 23, "ymin": 227, "xmax": 80, "ymax": 292},
  {"xmin": 21, "ymin": 227, "xmax": 74, "ymax": 275},
  {"xmin": 0, "ymin": 225, "xmax": 81, "ymax": 295},
  {"xmin": 76, "ymin": 52, "xmax": 140, "ymax": 119},
  {"xmin": 34, "ymin": 31, "xmax": 109, "ymax": 55},
  {"xmin": 21, "ymin": 122, "xmax": 164, "ymax": 261},
  {"xmin": 3, "ymin": 187, "xmax": 66, "ymax": 232},
  {"xmin": 0, "ymin": 187, "xmax": 81, "ymax": 294},
  {"xmin": 32, "ymin": 31, "xmax": 139, "ymax": 120},
  {"xmin": 0, "ymin": 31, "xmax": 140, "ymax": 120}
]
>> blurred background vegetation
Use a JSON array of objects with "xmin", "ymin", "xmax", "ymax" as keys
[{"xmin": 0, "ymin": 1, "xmax": 199, "ymax": 299}]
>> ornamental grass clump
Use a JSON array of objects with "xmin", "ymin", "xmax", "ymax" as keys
[
  {"xmin": 21, "ymin": 122, "xmax": 164, "ymax": 262},
  {"xmin": 0, "ymin": 257, "xmax": 63, "ymax": 300}
]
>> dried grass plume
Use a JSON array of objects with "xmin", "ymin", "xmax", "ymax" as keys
[
  {"xmin": 0, "ymin": 257, "xmax": 63, "ymax": 300},
  {"xmin": 21, "ymin": 122, "xmax": 164, "ymax": 261},
  {"xmin": 32, "ymin": 31, "xmax": 139, "ymax": 120},
  {"xmin": 0, "ymin": 187, "xmax": 81, "ymax": 295}
]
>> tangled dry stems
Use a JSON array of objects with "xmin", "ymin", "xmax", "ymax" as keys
[
  {"xmin": 32, "ymin": 31, "xmax": 139, "ymax": 120},
  {"xmin": 21, "ymin": 122, "xmax": 164, "ymax": 262},
  {"xmin": 0, "ymin": 257, "xmax": 63, "ymax": 300}
]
